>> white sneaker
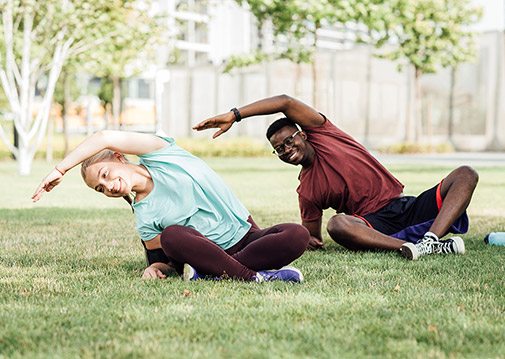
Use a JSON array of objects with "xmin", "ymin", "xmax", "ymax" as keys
[
  {"xmin": 436, "ymin": 236, "xmax": 465, "ymax": 255},
  {"xmin": 400, "ymin": 236, "xmax": 437, "ymax": 260},
  {"xmin": 401, "ymin": 234, "xmax": 465, "ymax": 260}
]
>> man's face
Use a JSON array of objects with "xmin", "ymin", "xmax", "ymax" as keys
[{"xmin": 269, "ymin": 126, "xmax": 311, "ymax": 166}]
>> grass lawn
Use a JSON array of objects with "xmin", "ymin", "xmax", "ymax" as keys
[{"xmin": 1, "ymin": 156, "xmax": 505, "ymax": 359}]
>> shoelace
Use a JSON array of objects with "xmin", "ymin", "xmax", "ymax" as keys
[
  {"xmin": 434, "ymin": 240, "xmax": 455, "ymax": 254},
  {"xmin": 417, "ymin": 237, "xmax": 436, "ymax": 255}
]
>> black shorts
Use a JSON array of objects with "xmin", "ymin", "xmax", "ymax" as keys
[{"xmin": 356, "ymin": 182, "xmax": 468, "ymax": 243}]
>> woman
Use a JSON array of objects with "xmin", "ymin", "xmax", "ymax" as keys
[{"xmin": 32, "ymin": 130, "xmax": 309, "ymax": 282}]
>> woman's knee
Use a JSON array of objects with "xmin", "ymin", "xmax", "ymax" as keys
[
  {"xmin": 274, "ymin": 223, "xmax": 310, "ymax": 254},
  {"xmin": 290, "ymin": 224, "xmax": 310, "ymax": 250},
  {"xmin": 160, "ymin": 225, "xmax": 187, "ymax": 250}
]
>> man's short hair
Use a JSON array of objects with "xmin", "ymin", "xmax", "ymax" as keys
[{"xmin": 266, "ymin": 117, "xmax": 298, "ymax": 140}]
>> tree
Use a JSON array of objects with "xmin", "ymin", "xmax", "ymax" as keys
[
  {"xmin": 381, "ymin": 0, "xmax": 482, "ymax": 142},
  {"xmin": 229, "ymin": 0, "xmax": 354, "ymax": 107},
  {"xmin": 81, "ymin": 3, "xmax": 162, "ymax": 131},
  {"xmin": 0, "ymin": 0, "xmax": 153, "ymax": 175},
  {"xmin": 52, "ymin": 63, "xmax": 81, "ymax": 157}
]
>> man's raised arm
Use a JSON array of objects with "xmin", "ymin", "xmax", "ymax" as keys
[{"xmin": 193, "ymin": 94, "xmax": 325, "ymax": 139}]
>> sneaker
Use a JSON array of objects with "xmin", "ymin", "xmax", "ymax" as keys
[
  {"xmin": 253, "ymin": 266, "xmax": 304, "ymax": 283},
  {"xmin": 401, "ymin": 234, "xmax": 466, "ymax": 260},
  {"xmin": 400, "ymin": 235, "xmax": 437, "ymax": 260},
  {"xmin": 182, "ymin": 263, "xmax": 224, "ymax": 281},
  {"xmin": 436, "ymin": 236, "xmax": 465, "ymax": 255},
  {"xmin": 183, "ymin": 263, "xmax": 204, "ymax": 281}
]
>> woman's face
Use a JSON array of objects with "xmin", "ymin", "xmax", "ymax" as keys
[{"xmin": 84, "ymin": 159, "xmax": 133, "ymax": 198}]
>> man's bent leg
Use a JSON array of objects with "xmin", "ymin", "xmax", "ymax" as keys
[
  {"xmin": 428, "ymin": 165, "xmax": 478, "ymax": 238},
  {"xmin": 327, "ymin": 214, "xmax": 405, "ymax": 251}
]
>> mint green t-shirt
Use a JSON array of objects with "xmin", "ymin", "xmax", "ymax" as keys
[{"xmin": 132, "ymin": 137, "xmax": 251, "ymax": 250}]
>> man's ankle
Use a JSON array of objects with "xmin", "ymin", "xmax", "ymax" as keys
[{"xmin": 423, "ymin": 231, "xmax": 439, "ymax": 241}]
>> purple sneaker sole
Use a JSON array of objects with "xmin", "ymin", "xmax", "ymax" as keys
[{"xmin": 255, "ymin": 266, "xmax": 304, "ymax": 283}]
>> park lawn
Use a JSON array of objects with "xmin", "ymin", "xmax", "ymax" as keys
[{"xmin": 1, "ymin": 157, "xmax": 505, "ymax": 359}]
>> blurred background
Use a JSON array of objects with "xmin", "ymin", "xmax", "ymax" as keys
[{"xmin": 0, "ymin": 0, "xmax": 504, "ymax": 175}]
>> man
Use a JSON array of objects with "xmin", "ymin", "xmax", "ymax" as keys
[{"xmin": 193, "ymin": 94, "xmax": 479, "ymax": 260}]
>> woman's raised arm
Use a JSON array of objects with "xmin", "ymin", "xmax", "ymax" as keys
[{"xmin": 32, "ymin": 131, "xmax": 167, "ymax": 202}]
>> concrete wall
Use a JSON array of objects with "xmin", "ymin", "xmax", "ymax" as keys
[{"xmin": 157, "ymin": 31, "xmax": 505, "ymax": 151}]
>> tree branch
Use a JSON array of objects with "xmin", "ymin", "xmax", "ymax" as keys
[
  {"xmin": 0, "ymin": 122, "xmax": 18, "ymax": 158},
  {"xmin": 28, "ymin": 38, "xmax": 69, "ymax": 143},
  {"xmin": 2, "ymin": 2, "xmax": 22, "ymax": 90},
  {"xmin": 19, "ymin": 8, "xmax": 34, "ymax": 131}
]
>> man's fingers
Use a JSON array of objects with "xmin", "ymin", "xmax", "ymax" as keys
[
  {"xmin": 213, "ymin": 129, "xmax": 224, "ymax": 139},
  {"xmin": 193, "ymin": 119, "xmax": 212, "ymax": 131},
  {"xmin": 307, "ymin": 237, "xmax": 323, "ymax": 250}
]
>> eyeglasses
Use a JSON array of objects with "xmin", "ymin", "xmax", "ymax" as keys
[{"xmin": 272, "ymin": 130, "xmax": 300, "ymax": 156}]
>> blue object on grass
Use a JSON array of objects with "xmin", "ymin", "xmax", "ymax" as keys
[{"xmin": 484, "ymin": 232, "xmax": 505, "ymax": 246}]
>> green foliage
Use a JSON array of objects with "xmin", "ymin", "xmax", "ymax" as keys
[
  {"xmin": 52, "ymin": 70, "xmax": 81, "ymax": 107},
  {"xmin": 1, "ymin": 159, "xmax": 505, "ymax": 358},
  {"xmin": 232, "ymin": 0, "xmax": 482, "ymax": 76},
  {"xmin": 1, "ymin": 0, "xmax": 135, "ymax": 71},
  {"xmin": 223, "ymin": 50, "xmax": 271, "ymax": 73},
  {"xmin": 0, "ymin": 0, "xmax": 166, "ymax": 174},
  {"xmin": 80, "ymin": 0, "xmax": 163, "ymax": 79},
  {"xmin": 229, "ymin": 0, "xmax": 355, "ymax": 70},
  {"xmin": 97, "ymin": 76, "xmax": 114, "ymax": 106},
  {"xmin": 380, "ymin": 0, "xmax": 483, "ymax": 74}
]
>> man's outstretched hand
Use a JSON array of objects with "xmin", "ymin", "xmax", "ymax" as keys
[{"xmin": 193, "ymin": 111, "xmax": 236, "ymax": 139}]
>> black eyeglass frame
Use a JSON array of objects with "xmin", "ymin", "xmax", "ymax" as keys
[{"xmin": 272, "ymin": 130, "xmax": 301, "ymax": 156}]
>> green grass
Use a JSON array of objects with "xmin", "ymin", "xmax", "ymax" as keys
[{"xmin": 1, "ymin": 158, "xmax": 505, "ymax": 359}]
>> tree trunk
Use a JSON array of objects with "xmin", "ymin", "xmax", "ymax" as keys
[
  {"xmin": 12, "ymin": 124, "xmax": 18, "ymax": 159},
  {"xmin": 414, "ymin": 67, "xmax": 423, "ymax": 142},
  {"xmin": 17, "ymin": 143, "xmax": 32, "ymax": 176},
  {"xmin": 86, "ymin": 100, "xmax": 92, "ymax": 136},
  {"xmin": 112, "ymin": 76, "xmax": 121, "ymax": 130},
  {"xmin": 363, "ymin": 43, "xmax": 373, "ymax": 147},
  {"xmin": 104, "ymin": 102, "xmax": 110, "ymax": 129},
  {"xmin": 46, "ymin": 116, "xmax": 53, "ymax": 162},
  {"xmin": 62, "ymin": 71, "xmax": 70, "ymax": 156},
  {"xmin": 448, "ymin": 66, "xmax": 456, "ymax": 146},
  {"xmin": 312, "ymin": 22, "xmax": 320, "ymax": 108},
  {"xmin": 405, "ymin": 67, "xmax": 413, "ymax": 142},
  {"xmin": 294, "ymin": 64, "xmax": 302, "ymax": 98}
]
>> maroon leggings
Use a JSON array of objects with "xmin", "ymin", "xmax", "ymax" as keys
[{"xmin": 160, "ymin": 217, "xmax": 309, "ymax": 280}]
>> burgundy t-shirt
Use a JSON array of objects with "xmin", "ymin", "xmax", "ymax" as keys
[{"xmin": 297, "ymin": 116, "xmax": 404, "ymax": 222}]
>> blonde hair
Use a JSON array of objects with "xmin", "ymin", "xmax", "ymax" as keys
[{"xmin": 81, "ymin": 149, "xmax": 134, "ymax": 210}]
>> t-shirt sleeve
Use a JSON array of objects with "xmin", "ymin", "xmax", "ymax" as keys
[
  {"xmin": 137, "ymin": 220, "xmax": 163, "ymax": 242},
  {"xmin": 299, "ymin": 194, "xmax": 323, "ymax": 222}
]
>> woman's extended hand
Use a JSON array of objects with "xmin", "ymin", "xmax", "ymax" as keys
[
  {"xmin": 141, "ymin": 264, "xmax": 167, "ymax": 279},
  {"xmin": 31, "ymin": 168, "xmax": 64, "ymax": 202},
  {"xmin": 192, "ymin": 111, "xmax": 235, "ymax": 139}
]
